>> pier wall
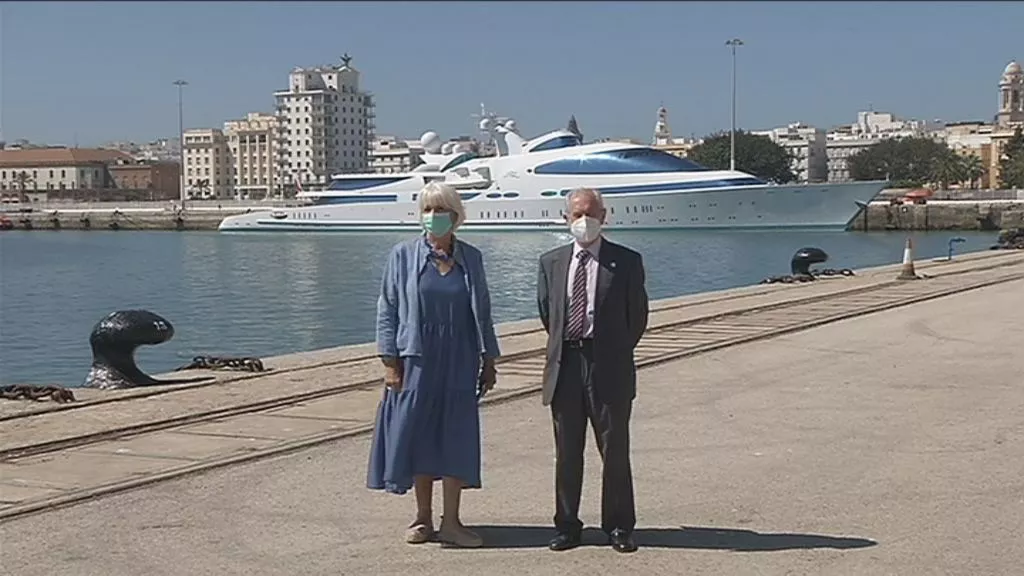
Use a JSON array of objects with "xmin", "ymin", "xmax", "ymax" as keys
[
  {"xmin": 2, "ymin": 200, "xmax": 1023, "ymax": 232},
  {"xmin": 853, "ymin": 200, "xmax": 1024, "ymax": 231}
]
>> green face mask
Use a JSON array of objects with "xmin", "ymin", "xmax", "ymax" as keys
[{"xmin": 422, "ymin": 211, "xmax": 453, "ymax": 236}]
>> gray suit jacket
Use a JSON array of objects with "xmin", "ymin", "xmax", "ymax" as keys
[{"xmin": 536, "ymin": 238, "xmax": 649, "ymax": 406}]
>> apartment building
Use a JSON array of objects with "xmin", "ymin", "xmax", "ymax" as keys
[
  {"xmin": 273, "ymin": 55, "xmax": 375, "ymax": 191},
  {"xmin": 369, "ymin": 136, "xmax": 424, "ymax": 174},
  {"xmin": 752, "ymin": 123, "xmax": 827, "ymax": 183},
  {"xmin": 182, "ymin": 128, "xmax": 231, "ymax": 199},
  {"xmin": 224, "ymin": 112, "xmax": 279, "ymax": 199},
  {"xmin": 104, "ymin": 139, "xmax": 181, "ymax": 163}
]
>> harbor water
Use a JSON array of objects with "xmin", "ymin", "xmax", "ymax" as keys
[{"xmin": 0, "ymin": 229, "xmax": 998, "ymax": 387}]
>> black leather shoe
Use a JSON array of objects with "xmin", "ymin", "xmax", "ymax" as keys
[
  {"xmin": 549, "ymin": 532, "xmax": 582, "ymax": 551},
  {"xmin": 609, "ymin": 529, "xmax": 638, "ymax": 553}
]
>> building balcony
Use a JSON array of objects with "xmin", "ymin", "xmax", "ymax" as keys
[{"xmin": 366, "ymin": 110, "xmax": 376, "ymax": 119}]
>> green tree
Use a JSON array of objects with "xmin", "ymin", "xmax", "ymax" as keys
[
  {"xmin": 13, "ymin": 171, "xmax": 35, "ymax": 202},
  {"xmin": 688, "ymin": 131, "xmax": 797, "ymax": 184},
  {"xmin": 961, "ymin": 154, "xmax": 986, "ymax": 189},
  {"xmin": 931, "ymin": 151, "xmax": 969, "ymax": 190},
  {"xmin": 998, "ymin": 126, "xmax": 1024, "ymax": 189},
  {"xmin": 848, "ymin": 136, "xmax": 957, "ymax": 188}
]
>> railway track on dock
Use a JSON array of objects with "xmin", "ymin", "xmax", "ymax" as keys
[{"xmin": 1, "ymin": 254, "xmax": 1022, "ymax": 521}]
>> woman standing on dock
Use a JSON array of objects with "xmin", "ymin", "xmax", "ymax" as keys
[{"xmin": 368, "ymin": 182, "xmax": 501, "ymax": 548}]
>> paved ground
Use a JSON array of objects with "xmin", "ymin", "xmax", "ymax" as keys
[{"xmin": 2, "ymin": 278, "xmax": 1022, "ymax": 576}]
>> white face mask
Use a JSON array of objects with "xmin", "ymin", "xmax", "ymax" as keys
[{"xmin": 569, "ymin": 215, "xmax": 602, "ymax": 244}]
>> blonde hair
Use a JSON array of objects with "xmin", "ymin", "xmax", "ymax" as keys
[{"xmin": 418, "ymin": 182, "xmax": 467, "ymax": 229}]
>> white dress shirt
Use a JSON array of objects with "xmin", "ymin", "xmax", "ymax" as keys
[{"xmin": 566, "ymin": 238, "xmax": 601, "ymax": 339}]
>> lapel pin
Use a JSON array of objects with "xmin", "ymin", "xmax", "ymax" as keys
[{"xmin": 610, "ymin": 261, "xmax": 617, "ymax": 269}]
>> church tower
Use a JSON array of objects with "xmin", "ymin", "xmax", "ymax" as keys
[
  {"xmin": 653, "ymin": 105, "xmax": 673, "ymax": 145},
  {"xmin": 996, "ymin": 60, "xmax": 1023, "ymax": 128}
]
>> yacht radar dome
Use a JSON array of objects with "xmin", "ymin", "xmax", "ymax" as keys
[
  {"xmin": 479, "ymin": 118, "xmax": 494, "ymax": 131},
  {"xmin": 420, "ymin": 131, "xmax": 442, "ymax": 153},
  {"xmin": 441, "ymin": 142, "xmax": 456, "ymax": 155}
]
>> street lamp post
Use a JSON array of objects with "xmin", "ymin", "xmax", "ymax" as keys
[
  {"xmin": 725, "ymin": 38, "xmax": 744, "ymax": 172},
  {"xmin": 173, "ymin": 79, "xmax": 188, "ymax": 204}
]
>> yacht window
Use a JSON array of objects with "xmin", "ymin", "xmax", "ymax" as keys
[
  {"xmin": 327, "ymin": 177, "xmax": 408, "ymax": 191},
  {"xmin": 441, "ymin": 153, "xmax": 477, "ymax": 172},
  {"xmin": 528, "ymin": 135, "xmax": 582, "ymax": 153},
  {"xmin": 534, "ymin": 148, "xmax": 711, "ymax": 175}
]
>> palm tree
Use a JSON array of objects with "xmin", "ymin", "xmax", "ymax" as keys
[
  {"xmin": 961, "ymin": 154, "xmax": 986, "ymax": 189},
  {"xmin": 13, "ymin": 171, "xmax": 36, "ymax": 202},
  {"xmin": 931, "ymin": 153, "xmax": 967, "ymax": 190}
]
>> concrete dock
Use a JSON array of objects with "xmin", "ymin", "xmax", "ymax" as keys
[{"xmin": 0, "ymin": 250, "xmax": 1022, "ymax": 575}]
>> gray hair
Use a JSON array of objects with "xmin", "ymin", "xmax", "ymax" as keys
[
  {"xmin": 418, "ymin": 181, "xmax": 467, "ymax": 229},
  {"xmin": 565, "ymin": 187, "xmax": 604, "ymax": 210}
]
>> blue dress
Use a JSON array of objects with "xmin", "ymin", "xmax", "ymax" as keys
[{"xmin": 367, "ymin": 260, "xmax": 483, "ymax": 494}]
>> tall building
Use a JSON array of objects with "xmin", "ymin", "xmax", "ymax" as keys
[
  {"xmin": 182, "ymin": 128, "xmax": 231, "ymax": 199},
  {"xmin": 752, "ymin": 123, "xmax": 828, "ymax": 183},
  {"xmin": 224, "ymin": 112, "xmax": 280, "ymax": 200},
  {"xmin": 996, "ymin": 60, "xmax": 1023, "ymax": 128},
  {"xmin": 273, "ymin": 54, "xmax": 375, "ymax": 192},
  {"xmin": 650, "ymin": 106, "xmax": 700, "ymax": 158}
]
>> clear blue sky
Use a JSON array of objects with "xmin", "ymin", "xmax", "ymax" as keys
[{"xmin": 1, "ymin": 1, "xmax": 1020, "ymax": 147}]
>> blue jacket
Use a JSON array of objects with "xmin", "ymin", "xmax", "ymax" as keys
[{"xmin": 376, "ymin": 235, "xmax": 501, "ymax": 360}]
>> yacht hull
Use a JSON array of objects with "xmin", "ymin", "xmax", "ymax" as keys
[{"xmin": 217, "ymin": 181, "xmax": 885, "ymax": 233}]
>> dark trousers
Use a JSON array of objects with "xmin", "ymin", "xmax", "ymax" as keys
[{"xmin": 551, "ymin": 341, "xmax": 636, "ymax": 536}]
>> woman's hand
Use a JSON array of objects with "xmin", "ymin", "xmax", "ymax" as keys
[
  {"xmin": 382, "ymin": 358, "xmax": 403, "ymax": 392},
  {"xmin": 477, "ymin": 359, "xmax": 497, "ymax": 398}
]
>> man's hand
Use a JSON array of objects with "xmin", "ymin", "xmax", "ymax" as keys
[{"xmin": 478, "ymin": 359, "xmax": 497, "ymax": 399}]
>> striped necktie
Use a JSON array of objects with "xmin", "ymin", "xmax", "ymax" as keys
[{"xmin": 565, "ymin": 250, "xmax": 591, "ymax": 340}]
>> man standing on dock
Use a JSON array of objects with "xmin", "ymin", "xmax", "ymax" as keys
[{"xmin": 536, "ymin": 187, "xmax": 649, "ymax": 553}]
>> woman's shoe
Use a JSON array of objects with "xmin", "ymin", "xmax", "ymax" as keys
[
  {"xmin": 437, "ymin": 522, "xmax": 483, "ymax": 548},
  {"xmin": 405, "ymin": 522, "xmax": 435, "ymax": 544}
]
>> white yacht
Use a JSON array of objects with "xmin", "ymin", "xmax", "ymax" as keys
[{"xmin": 218, "ymin": 112, "xmax": 886, "ymax": 233}]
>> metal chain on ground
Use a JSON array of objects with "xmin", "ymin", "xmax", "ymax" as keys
[
  {"xmin": 175, "ymin": 356, "xmax": 267, "ymax": 373},
  {"xmin": 0, "ymin": 384, "xmax": 77, "ymax": 403}
]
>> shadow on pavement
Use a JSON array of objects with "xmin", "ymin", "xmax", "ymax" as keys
[{"xmin": 470, "ymin": 524, "xmax": 878, "ymax": 551}]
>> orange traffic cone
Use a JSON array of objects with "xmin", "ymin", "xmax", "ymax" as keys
[{"xmin": 897, "ymin": 237, "xmax": 919, "ymax": 280}]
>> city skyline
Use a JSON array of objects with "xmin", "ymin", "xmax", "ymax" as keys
[{"xmin": 1, "ymin": 2, "xmax": 1021, "ymax": 147}]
